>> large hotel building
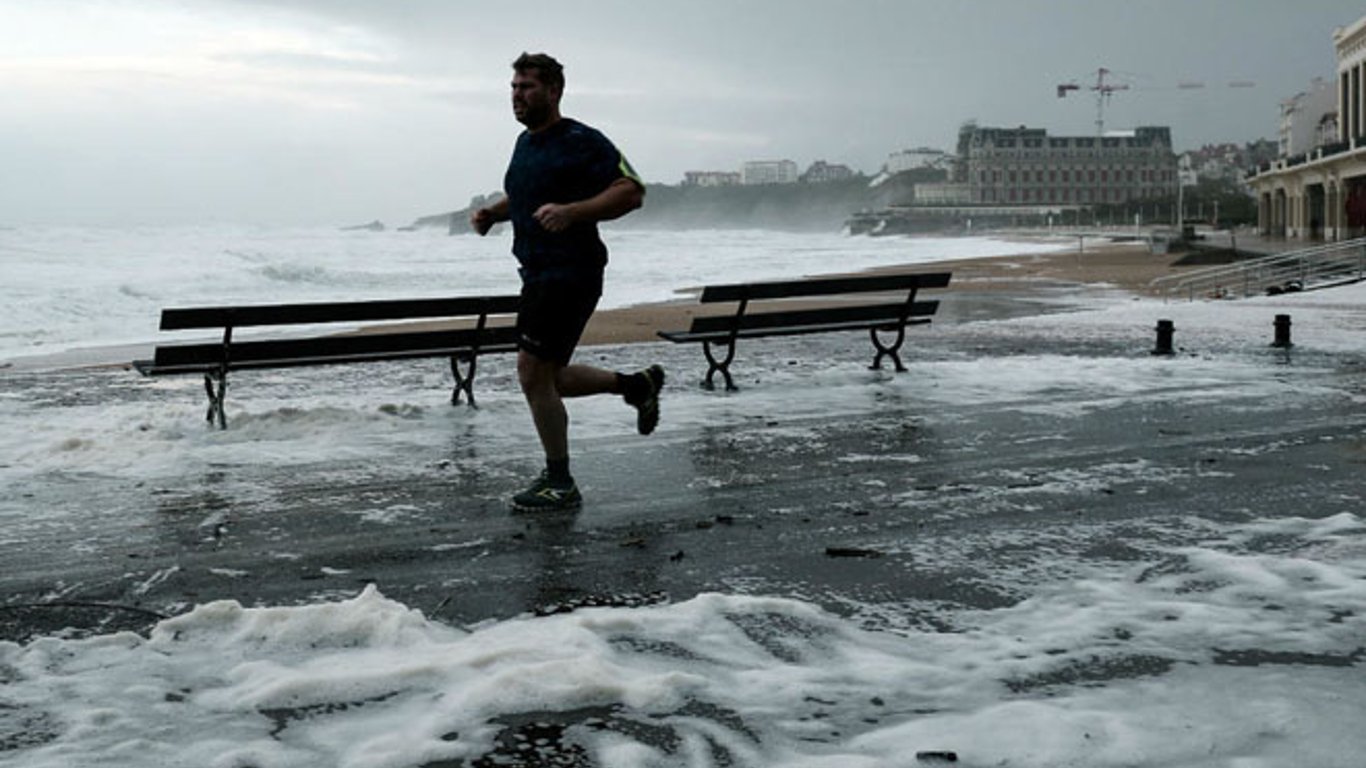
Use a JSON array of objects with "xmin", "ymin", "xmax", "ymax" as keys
[
  {"xmin": 1248, "ymin": 13, "xmax": 1366, "ymax": 240},
  {"xmin": 851, "ymin": 123, "xmax": 1178, "ymax": 234},
  {"xmin": 958, "ymin": 125, "xmax": 1177, "ymax": 206}
]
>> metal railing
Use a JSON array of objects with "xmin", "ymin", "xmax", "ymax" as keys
[{"xmin": 1153, "ymin": 237, "xmax": 1366, "ymax": 301}]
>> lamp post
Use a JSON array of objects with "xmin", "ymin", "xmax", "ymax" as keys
[{"xmin": 1175, "ymin": 173, "xmax": 1184, "ymax": 229}]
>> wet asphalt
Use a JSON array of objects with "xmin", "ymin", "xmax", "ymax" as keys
[{"xmin": 3, "ymin": 286, "xmax": 1365, "ymax": 643}]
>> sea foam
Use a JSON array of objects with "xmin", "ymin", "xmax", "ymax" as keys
[{"xmin": 4, "ymin": 511, "xmax": 1365, "ymax": 768}]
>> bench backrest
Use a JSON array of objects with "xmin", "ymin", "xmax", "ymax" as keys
[
  {"xmin": 686, "ymin": 300, "xmax": 940, "ymax": 336},
  {"xmin": 697, "ymin": 272, "xmax": 950, "ymax": 303},
  {"xmin": 159, "ymin": 295, "xmax": 521, "ymax": 330}
]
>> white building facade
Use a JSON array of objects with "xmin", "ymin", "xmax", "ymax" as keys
[
  {"xmin": 1279, "ymin": 78, "xmax": 1337, "ymax": 158},
  {"xmin": 741, "ymin": 160, "xmax": 799, "ymax": 185},
  {"xmin": 683, "ymin": 171, "xmax": 741, "ymax": 187},
  {"xmin": 1250, "ymin": 13, "xmax": 1366, "ymax": 240}
]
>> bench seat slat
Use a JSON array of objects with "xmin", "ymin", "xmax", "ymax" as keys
[
  {"xmin": 698, "ymin": 272, "xmax": 950, "ymax": 303},
  {"xmin": 137, "ymin": 343, "xmax": 521, "ymax": 375},
  {"xmin": 660, "ymin": 317, "xmax": 931, "ymax": 344},
  {"xmin": 159, "ymin": 295, "xmax": 521, "ymax": 330},
  {"xmin": 682, "ymin": 300, "xmax": 938, "ymax": 337},
  {"xmin": 145, "ymin": 326, "xmax": 520, "ymax": 373}
]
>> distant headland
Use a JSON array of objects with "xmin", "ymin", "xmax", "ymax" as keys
[{"xmin": 391, "ymin": 169, "xmax": 945, "ymax": 235}]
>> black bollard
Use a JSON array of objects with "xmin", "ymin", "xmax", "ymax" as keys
[
  {"xmin": 1272, "ymin": 314, "xmax": 1293, "ymax": 348},
  {"xmin": 1152, "ymin": 319, "xmax": 1175, "ymax": 356}
]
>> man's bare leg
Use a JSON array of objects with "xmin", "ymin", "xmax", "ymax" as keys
[
  {"xmin": 556, "ymin": 362, "xmax": 665, "ymax": 435},
  {"xmin": 556, "ymin": 364, "xmax": 621, "ymax": 398},
  {"xmin": 511, "ymin": 350, "xmax": 666, "ymax": 511},
  {"xmin": 517, "ymin": 351, "xmax": 573, "ymax": 463}
]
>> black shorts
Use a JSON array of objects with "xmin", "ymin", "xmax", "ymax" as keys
[{"xmin": 516, "ymin": 277, "xmax": 602, "ymax": 365}]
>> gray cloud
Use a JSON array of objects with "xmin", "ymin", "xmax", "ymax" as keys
[{"xmin": 2, "ymin": 0, "xmax": 1362, "ymax": 225}]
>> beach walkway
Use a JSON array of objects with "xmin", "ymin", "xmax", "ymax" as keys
[
  {"xmin": 4, "ymin": 271, "xmax": 1366, "ymax": 766},
  {"xmin": 3, "ymin": 278, "xmax": 1361, "ymax": 640}
]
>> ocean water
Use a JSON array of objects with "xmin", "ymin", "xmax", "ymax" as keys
[
  {"xmin": 0, "ymin": 225, "xmax": 1066, "ymax": 362},
  {"xmin": 3, "ymin": 227, "xmax": 1366, "ymax": 767}
]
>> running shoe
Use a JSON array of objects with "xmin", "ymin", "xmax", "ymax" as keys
[
  {"xmin": 510, "ymin": 472, "xmax": 582, "ymax": 512},
  {"xmin": 626, "ymin": 364, "xmax": 665, "ymax": 435}
]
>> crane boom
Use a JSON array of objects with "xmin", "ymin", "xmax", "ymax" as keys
[{"xmin": 1057, "ymin": 68, "xmax": 1255, "ymax": 136}]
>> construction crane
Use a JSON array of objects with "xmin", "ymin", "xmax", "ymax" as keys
[
  {"xmin": 1056, "ymin": 68, "xmax": 1128, "ymax": 137},
  {"xmin": 1057, "ymin": 68, "xmax": 1255, "ymax": 136}
]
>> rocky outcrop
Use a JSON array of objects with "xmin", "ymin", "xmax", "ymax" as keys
[{"xmin": 405, "ymin": 192, "xmax": 503, "ymax": 234}]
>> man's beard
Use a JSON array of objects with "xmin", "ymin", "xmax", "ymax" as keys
[{"xmin": 516, "ymin": 102, "xmax": 550, "ymax": 129}]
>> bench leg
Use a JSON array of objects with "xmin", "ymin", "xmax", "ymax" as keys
[
  {"xmin": 870, "ymin": 327, "xmax": 908, "ymax": 373},
  {"xmin": 701, "ymin": 340, "xmax": 739, "ymax": 391},
  {"xmin": 203, "ymin": 370, "xmax": 228, "ymax": 429},
  {"xmin": 450, "ymin": 353, "xmax": 478, "ymax": 408}
]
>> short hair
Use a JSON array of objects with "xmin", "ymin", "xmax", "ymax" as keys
[{"xmin": 512, "ymin": 52, "xmax": 564, "ymax": 91}]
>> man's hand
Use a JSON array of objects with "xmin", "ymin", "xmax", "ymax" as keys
[
  {"xmin": 470, "ymin": 207, "xmax": 497, "ymax": 236},
  {"xmin": 469, "ymin": 197, "xmax": 508, "ymax": 235},
  {"xmin": 533, "ymin": 202, "xmax": 578, "ymax": 233}
]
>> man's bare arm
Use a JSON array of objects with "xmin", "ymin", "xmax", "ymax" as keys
[{"xmin": 533, "ymin": 178, "xmax": 644, "ymax": 233}]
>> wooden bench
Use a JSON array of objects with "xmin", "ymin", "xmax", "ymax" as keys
[
  {"xmin": 133, "ymin": 295, "xmax": 521, "ymax": 428},
  {"xmin": 657, "ymin": 272, "xmax": 951, "ymax": 390}
]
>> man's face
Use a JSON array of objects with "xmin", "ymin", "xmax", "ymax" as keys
[{"xmin": 511, "ymin": 70, "xmax": 559, "ymax": 129}]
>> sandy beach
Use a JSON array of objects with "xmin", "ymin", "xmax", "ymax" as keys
[
  {"xmin": 305, "ymin": 239, "xmax": 1178, "ymax": 360},
  {"xmin": 581, "ymin": 240, "xmax": 1174, "ymax": 345}
]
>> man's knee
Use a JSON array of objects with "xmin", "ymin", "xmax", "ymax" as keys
[{"xmin": 517, "ymin": 351, "xmax": 559, "ymax": 395}]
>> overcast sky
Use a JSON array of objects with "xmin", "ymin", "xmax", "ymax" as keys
[{"xmin": 2, "ymin": 1, "xmax": 1363, "ymax": 227}]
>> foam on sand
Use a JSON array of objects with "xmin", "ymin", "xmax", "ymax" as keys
[{"xmin": 4, "ymin": 510, "xmax": 1364, "ymax": 767}]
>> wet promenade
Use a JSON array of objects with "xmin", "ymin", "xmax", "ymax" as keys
[{"xmin": 4, "ymin": 284, "xmax": 1363, "ymax": 644}]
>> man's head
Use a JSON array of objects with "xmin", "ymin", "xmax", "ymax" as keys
[{"xmin": 511, "ymin": 52, "xmax": 563, "ymax": 131}]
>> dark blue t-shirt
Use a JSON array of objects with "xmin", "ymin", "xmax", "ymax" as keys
[{"xmin": 503, "ymin": 117, "xmax": 641, "ymax": 281}]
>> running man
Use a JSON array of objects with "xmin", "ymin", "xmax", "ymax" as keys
[{"xmin": 470, "ymin": 52, "xmax": 664, "ymax": 513}]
